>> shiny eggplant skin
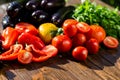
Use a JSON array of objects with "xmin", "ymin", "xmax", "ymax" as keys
[
  {"xmin": 51, "ymin": 6, "xmax": 75, "ymax": 27},
  {"xmin": 41, "ymin": 0, "xmax": 65, "ymax": 12}
]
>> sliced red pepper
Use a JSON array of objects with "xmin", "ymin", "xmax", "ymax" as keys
[
  {"xmin": 26, "ymin": 44, "xmax": 58, "ymax": 62},
  {"xmin": 15, "ymin": 22, "xmax": 39, "ymax": 35},
  {"xmin": 0, "ymin": 44, "xmax": 23, "ymax": 60},
  {"xmin": 2, "ymin": 27, "xmax": 19, "ymax": 50},
  {"xmin": 18, "ymin": 33, "xmax": 45, "ymax": 50},
  {"xmin": 18, "ymin": 50, "xmax": 33, "ymax": 64}
]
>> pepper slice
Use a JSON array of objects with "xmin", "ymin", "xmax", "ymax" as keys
[
  {"xmin": 2, "ymin": 27, "xmax": 19, "ymax": 50},
  {"xmin": 18, "ymin": 50, "xmax": 33, "ymax": 64},
  {"xmin": 26, "ymin": 44, "xmax": 58, "ymax": 62},
  {"xmin": 18, "ymin": 33, "xmax": 45, "ymax": 50},
  {"xmin": 0, "ymin": 44, "xmax": 23, "ymax": 60}
]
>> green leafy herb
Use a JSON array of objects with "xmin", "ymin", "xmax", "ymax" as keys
[{"xmin": 72, "ymin": 0, "xmax": 120, "ymax": 39}]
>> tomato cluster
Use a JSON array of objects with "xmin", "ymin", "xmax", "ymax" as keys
[{"xmin": 52, "ymin": 19, "xmax": 119, "ymax": 61}]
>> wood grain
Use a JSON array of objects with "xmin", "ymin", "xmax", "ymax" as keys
[{"xmin": 0, "ymin": 0, "xmax": 120, "ymax": 80}]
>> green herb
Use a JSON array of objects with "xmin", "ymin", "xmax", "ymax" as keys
[{"xmin": 72, "ymin": 0, "xmax": 120, "ymax": 39}]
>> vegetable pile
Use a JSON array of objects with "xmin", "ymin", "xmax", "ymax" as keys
[
  {"xmin": 0, "ymin": 0, "xmax": 120, "ymax": 64},
  {"xmin": 72, "ymin": 0, "xmax": 120, "ymax": 39}
]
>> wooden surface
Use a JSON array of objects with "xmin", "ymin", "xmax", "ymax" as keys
[{"xmin": 0, "ymin": 0, "xmax": 120, "ymax": 80}]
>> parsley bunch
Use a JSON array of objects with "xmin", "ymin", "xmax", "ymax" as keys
[{"xmin": 72, "ymin": 0, "xmax": 120, "ymax": 39}]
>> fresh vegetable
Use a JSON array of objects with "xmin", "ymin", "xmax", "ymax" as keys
[
  {"xmin": 38, "ymin": 23, "xmax": 58, "ymax": 44},
  {"xmin": 72, "ymin": 33, "xmax": 86, "ymax": 47},
  {"xmin": 72, "ymin": 0, "xmax": 120, "ymax": 39},
  {"xmin": 18, "ymin": 50, "xmax": 33, "ymax": 64},
  {"xmin": 76, "ymin": 22, "xmax": 90, "ymax": 33},
  {"xmin": 18, "ymin": 32, "xmax": 45, "ymax": 50},
  {"xmin": 51, "ymin": 6, "xmax": 75, "ymax": 26},
  {"xmin": 85, "ymin": 38, "xmax": 99, "ymax": 54},
  {"xmin": 2, "ymin": 0, "xmax": 72, "ymax": 28},
  {"xmin": 41, "ymin": 0, "xmax": 66, "ymax": 12},
  {"xmin": 31, "ymin": 10, "xmax": 49, "ymax": 25},
  {"xmin": 15, "ymin": 22, "xmax": 39, "ymax": 35},
  {"xmin": 103, "ymin": 36, "xmax": 119, "ymax": 49},
  {"xmin": 62, "ymin": 19, "xmax": 78, "ymax": 37},
  {"xmin": 2, "ymin": 15, "xmax": 16, "ymax": 29},
  {"xmin": 85, "ymin": 25, "xmax": 106, "ymax": 43},
  {"xmin": 6, "ymin": 1, "xmax": 23, "ymax": 18},
  {"xmin": 52, "ymin": 35, "xmax": 72, "ymax": 53},
  {"xmin": 32, "ymin": 45, "xmax": 58, "ymax": 62},
  {"xmin": 25, "ymin": 0, "xmax": 41, "ymax": 11},
  {"xmin": 72, "ymin": 46, "xmax": 88, "ymax": 61},
  {"xmin": 0, "ymin": 44, "xmax": 23, "ymax": 60},
  {"xmin": 2, "ymin": 27, "xmax": 19, "ymax": 50}
]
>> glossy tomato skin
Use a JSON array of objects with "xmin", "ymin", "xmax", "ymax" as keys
[
  {"xmin": 72, "ymin": 33, "xmax": 86, "ymax": 47},
  {"xmin": 85, "ymin": 38, "xmax": 99, "ymax": 54},
  {"xmin": 62, "ymin": 19, "xmax": 78, "ymax": 37},
  {"xmin": 103, "ymin": 36, "xmax": 119, "ymax": 49},
  {"xmin": 52, "ymin": 35, "xmax": 72, "ymax": 53},
  {"xmin": 86, "ymin": 25, "xmax": 106, "ymax": 43},
  {"xmin": 72, "ymin": 46, "xmax": 88, "ymax": 61},
  {"xmin": 76, "ymin": 22, "xmax": 90, "ymax": 33}
]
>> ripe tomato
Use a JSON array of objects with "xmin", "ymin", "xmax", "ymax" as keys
[
  {"xmin": 72, "ymin": 33, "xmax": 86, "ymax": 47},
  {"xmin": 85, "ymin": 38, "xmax": 99, "ymax": 54},
  {"xmin": 62, "ymin": 19, "xmax": 78, "ymax": 37},
  {"xmin": 18, "ymin": 50, "xmax": 33, "ymax": 64},
  {"xmin": 103, "ymin": 36, "xmax": 119, "ymax": 49},
  {"xmin": 52, "ymin": 35, "xmax": 72, "ymax": 52},
  {"xmin": 76, "ymin": 22, "xmax": 90, "ymax": 33},
  {"xmin": 86, "ymin": 25, "xmax": 106, "ymax": 43},
  {"xmin": 72, "ymin": 46, "xmax": 88, "ymax": 61}
]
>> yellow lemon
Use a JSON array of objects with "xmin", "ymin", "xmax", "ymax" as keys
[{"xmin": 38, "ymin": 23, "xmax": 58, "ymax": 44}]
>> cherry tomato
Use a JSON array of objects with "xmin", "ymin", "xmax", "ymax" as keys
[
  {"xmin": 72, "ymin": 33, "xmax": 86, "ymax": 47},
  {"xmin": 62, "ymin": 19, "xmax": 78, "ymax": 37},
  {"xmin": 52, "ymin": 35, "xmax": 72, "ymax": 52},
  {"xmin": 103, "ymin": 36, "xmax": 119, "ymax": 49},
  {"xmin": 76, "ymin": 22, "xmax": 90, "ymax": 33},
  {"xmin": 18, "ymin": 50, "xmax": 33, "ymax": 64},
  {"xmin": 72, "ymin": 46, "xmax": 88, "ymax": 61},
  {"xmin": 86, "ymin": 25, "xmax": 106, "ymax": 43},
  {"xmin": 85, "ymin": 38, "xmax": 99, "ymax": 54}
]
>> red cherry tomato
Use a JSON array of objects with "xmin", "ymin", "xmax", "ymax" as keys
[
  {"xmin": 18, "ymin": 50, "xmax": 33, "ymax": 64},
  {"xmin": 76, "ymin": 22, "xmax": 90, "ymax": 33},
  {"xmin": 72, "ymin": 46, "xmax": 88, "ymax": 61},
  {"xmin": 103, "ymin": 36, "xmax": 119, "ymax": 49},
  {"xmin": 86, "ymin": 25, "xmax": 106, "ymax": 43},
  {"xmin": 52, "ymin": 35, "xmax": 72, "ymax": 52},
  {"xmin": 85, "ymin": 38, "xmax": 99, "ymax": 54},
  {"xmin": 72, "ymin": 33, "xmax": 86, "ymax": 47},
  {"xmin": 62, "ymin": 19, "xmax": 78, "ymax": 37}
]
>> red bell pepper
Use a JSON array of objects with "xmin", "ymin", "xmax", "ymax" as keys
[
  {"xmin": 2, "ymin": 27, "xmax": 19, "ymax": 50},
  {"xmin": 15, "ymin": 22, "xmax": 39, "ymax": 35},
  {"xmin": 26, "ymin": 44, "xmax": 58, "ymax": 62},
  {"xmin": 18, "ymin": 50, "xmax": 33, "ymax": 64},
  {"xmin": 0, "ymin": 44, "xmax": 23, "ymax": 60},
  {"xmin": 18, "ymin": 33, "xmax": 45, "ymax": 50}
]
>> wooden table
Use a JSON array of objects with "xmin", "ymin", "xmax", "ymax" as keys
[{"xmin": 0, "ymin": 0, "xmax": 120, "ymax": 80}]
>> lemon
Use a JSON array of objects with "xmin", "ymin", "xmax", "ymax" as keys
[{"xmin": 38, "ymin": 23, "xmax": 58, "ymax": 44}]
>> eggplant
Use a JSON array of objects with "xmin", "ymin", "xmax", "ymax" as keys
[
  {"xmin": 41, "ymin": 0, "xmax": 65, "ymax": 12},
  {"xmin": 51, "ymin": 6, "xmax": 75, "ymax": 27}
]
